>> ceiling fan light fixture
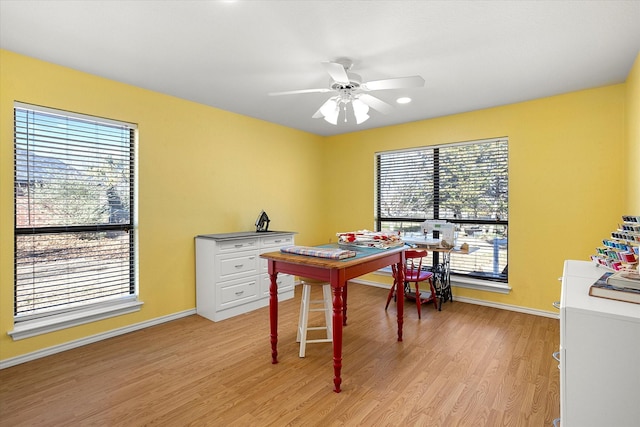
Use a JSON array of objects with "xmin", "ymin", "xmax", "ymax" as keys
[
  {"xmin": 396, "ymin": 97, "xmax": 412, "ymax": 104},
  {"xmin": 352, "ymin": 98, "xmax": 370, "ymax": 124},
  {"xmin": 320, "ymin": 97, "xmax": 338, "ymax": 115},
  {"xmin": 355, "ymin": 111, "xmax": 369, "ymax": 124},
  {"xmin": 320, "ymin": 98, "xmax": 339, "ymax": 125},
  {"xmin": 324, "ymin": 112, "xmax": 339, "ymax": 125}
]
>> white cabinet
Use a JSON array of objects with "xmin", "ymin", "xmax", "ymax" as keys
[
  {"xmin": 196, "ymin": 231, "xmax": 295, "ymax": 321},
  {"xmin": 560, "ymin": 260, "xmax": 640, "ymax": 427}
]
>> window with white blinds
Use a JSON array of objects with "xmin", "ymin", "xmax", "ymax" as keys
[
  {"xmin": 14, "ymin": 103, "xmax": 137, "ymax": 321},
  {"xmin": 376, "ymin": 138, "xmax": 508, "ymax": 282}
]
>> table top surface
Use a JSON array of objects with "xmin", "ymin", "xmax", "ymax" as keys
[{"xmin": 260, "ymin": 244, "xmax": 405, "ymax": 269}]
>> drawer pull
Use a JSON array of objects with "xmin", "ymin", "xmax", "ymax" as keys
[
  {"xmin": 235, "ymin": 244, "xmax": 244, "ymax": 248},
  {"xmin": 552, "ymin": 351, "xmax": 560, "ymax": 369},
  {"xmin": 274, "ymin": 239, "xmax": 282, "ymax": 243},
  {"xmin": 235, "ymin": 290, "xmax": 244, "ymax": 296},
  {"xmin": 235, "ymin": 264, "xmax": 244, "ymax": 268},
  {"xmin": 552, "ymin": 301, "xmax": 560, "ymax": 309}
]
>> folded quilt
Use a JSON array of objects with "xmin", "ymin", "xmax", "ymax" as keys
[{"xmin": 280, "ymin": 245, "xmax": 357, "ymax": 260}]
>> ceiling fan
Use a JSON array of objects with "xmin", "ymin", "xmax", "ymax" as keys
[{"xmin": 268, "ymin": 59, "xmax": 425, "ymax": 125}]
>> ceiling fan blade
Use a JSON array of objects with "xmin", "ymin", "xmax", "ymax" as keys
[
  {"xmin": 358, "ymin": 94, "xmax": 394, "ymax": 115},
  {"xmin": 321, "ymin": 61, "xmax": 350, "ymax": 84},
  {"xmin": 362, "ymin": 75, "xmax": 425, "ymax": 91},
  {"xmin": 269, "ymin": 88, "xmax": 332, "ymax": 96}
]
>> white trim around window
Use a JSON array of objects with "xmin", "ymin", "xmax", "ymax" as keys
[{"xmin": 8, "ymin": 298, "xmax": 143, "ymax": 341}]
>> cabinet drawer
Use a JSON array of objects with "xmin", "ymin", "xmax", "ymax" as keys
[
  {"xmin": 217, "ymin": 252, "xmax": 258, "ymax": 281},
  {"xmin": 261, "ymin": 273, "xmax": 294, "ymax": 297},
  {"xmin": 260, "ymin": 234, "xmax": 295, "ymax": 272},
  {"xmin": 217, "ymin": 238, "xmax": 259, "ymax": 253},
  {"xmin": 261, "ymin": 234, "xmax": 294, "ymax": 248},
  {"xmin": 217, "ymin": 277, "xmax": 258, "ymax": 310}
]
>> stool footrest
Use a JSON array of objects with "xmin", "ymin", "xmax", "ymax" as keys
[
  {"xmin": 298, "ymin": 282, "xmax": 333, "ymax": 358},
  {"xmin": 305, "ymin": 338, "xmax": 332, "ymax": 344}
]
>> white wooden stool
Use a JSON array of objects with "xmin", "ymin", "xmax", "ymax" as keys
[{"xmin": 297, "ymin": 279, "xmax": 333, "ymax": 358}]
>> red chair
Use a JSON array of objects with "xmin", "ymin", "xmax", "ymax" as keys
[{"xmin": 385, "ymin": 249, "xmax": 438, "ymax": 319}]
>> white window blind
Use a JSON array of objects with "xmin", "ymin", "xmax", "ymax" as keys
[
  {"xmin": 376, "ymin": 138, "xmax": 508, "ymax": 281},
  {"xmin": 14, "ymin": 103, "xmax": 137, "ymax": 320}
]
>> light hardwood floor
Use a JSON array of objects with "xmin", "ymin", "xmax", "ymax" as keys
[{"xmin": 0, "ymin": 284, "xmax": 560, "ymax": 426}]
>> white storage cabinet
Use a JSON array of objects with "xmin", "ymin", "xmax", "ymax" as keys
[
  {"xmin": 559, "ymin": 260, "xmax": 640, "ymax": 427},
  {"xmin": 196, "ymin": 231, "xmax": 295, "ymax": 321}
]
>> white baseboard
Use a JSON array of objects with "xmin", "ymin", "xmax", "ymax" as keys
[
  {"xmin": 0, "ymin": 309, "xmax": 196, "ymax": 370},
  {"xmin": 451, "ymin": 295, "xmax": 559, "ymax": 319},
  {"xmin": 349, "ymin": 279, "xmax": 559, "ymax": 319}
]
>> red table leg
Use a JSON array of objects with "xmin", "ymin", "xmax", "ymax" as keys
[
  {"xmin": 342, "ymin": 281, "xmax": 348, "ymax": 326},
  {"xmin": 268, "ymin": 269, "xmax": 279, "ymax": 364},
  {"xmin": 331, "ymin": 280, "xmax": 344, "ymax": 393},
  {"xmin": 396, "ymin": 261, "xmax": 404, "ymax": 342}
]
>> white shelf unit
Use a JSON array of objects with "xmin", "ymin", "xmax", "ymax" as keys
[
  {"xmin": 559, "ymin": 260, "xmax": 640, "ymax": 427},
  {"xmin": 196, "ymin": 231, "xmax": 296, "ymax": 321}
]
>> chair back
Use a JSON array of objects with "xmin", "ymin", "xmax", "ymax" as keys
[
  {"xmin": 392, "ymin": 249, "xmax": 428, "ymax": 278},
  {"xmin": 387, "ymin": 248, "xmax": 436, "ymax": 318},
  {"xmin": 404, "ymin": 249, "xmax": 427, "ymax": 277}
]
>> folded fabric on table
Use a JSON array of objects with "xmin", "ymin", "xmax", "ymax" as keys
[
  {"xmin": 336, "ymin": 229, "xmax": 404, "ymax": 249},
  {"xmin": 280, "ymin": 245, "xmax": 357, "ymax": 260}
]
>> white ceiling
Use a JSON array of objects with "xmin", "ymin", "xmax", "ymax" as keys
[{"xmin": 1, "ymin": 1, "xmax": 639, "ymax": 136}]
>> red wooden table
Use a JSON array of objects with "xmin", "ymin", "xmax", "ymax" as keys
[{"xmin": 260, "ymin": 245, "xmax": 406, "ymax": 393}]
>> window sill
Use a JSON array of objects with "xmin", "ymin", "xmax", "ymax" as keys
[
  {"xmin": 8, "ymin": 299, "xmax": 144, "ymax": 341},
  {"xmin": 375, "ymin": 268, "xmax": 510, "ymax": 294},
  {"xmin": 451, "ymin": 276, "xmax": 511, "ymax": 294}
]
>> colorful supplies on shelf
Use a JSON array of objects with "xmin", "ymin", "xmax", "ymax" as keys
[{"xmin": 591, "ymin": 215, "xmax": 639, "ymax": 272}]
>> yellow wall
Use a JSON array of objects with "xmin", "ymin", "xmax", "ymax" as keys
[
  {"xmin": 0, "ymin": 50, "xmax": 326, "ymax": 360},
  {"xmin": 323, "ymin": 85, "xmax": 627, "ymax": 311},
  {"xmin": 626, "ymin": 53, "xmax": 640, "ymax": 213},
  {"xmin": 0, "ymin": 48, "xmax": 637, "ymax": 363}
]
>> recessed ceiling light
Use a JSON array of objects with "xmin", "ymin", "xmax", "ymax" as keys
[{"xmin": 396, "ymin": 97, "xmax": 412, "ymax": 104}]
